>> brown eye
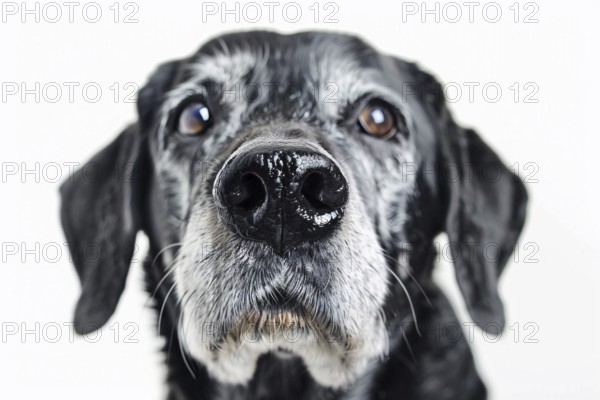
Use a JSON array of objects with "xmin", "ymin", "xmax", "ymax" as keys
[
  {"xmin": 178, "ymin": 101, "xmax": 212, "ymax": 135},
  {"xmin": 358, "ymin": 103, "xmax": 397, "ymax": 139}
]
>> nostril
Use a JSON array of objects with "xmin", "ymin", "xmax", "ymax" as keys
[
  {"xmin": 234, "ymin": 172, "xmax": 267, "ymax": 211},
  {"xmin": 300, "ymin": 171, "xmax": 347, "ymax": 212},
  {"xmin": 300, "ymin": 172, "xmax": 328, "ymax": 211}
]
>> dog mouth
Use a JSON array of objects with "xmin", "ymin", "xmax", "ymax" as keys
[
  {"xmin": 220, "ymin": 307, "xmax": 350, "ymax": 357},
  {"xmin": 215, "ymin": 291, "xmax": 343, "ymax": 350},
  {"xmin": 230, "ymin": 309, "xmax": 311, "ymax": 337}
]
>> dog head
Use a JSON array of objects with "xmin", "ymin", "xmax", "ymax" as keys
[{"xmin": 60, "ymin": 31, "xmax": 527, "ymax": 388}]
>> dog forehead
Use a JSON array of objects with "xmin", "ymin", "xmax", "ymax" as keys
[{"xmin": 181, "ymin": 31, "xmax": 385, "ymax": 103}]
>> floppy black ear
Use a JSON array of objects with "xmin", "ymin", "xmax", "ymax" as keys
[
  {"xmin": 60, "ymin": 60, "xmax": 180, "ymax": 334},
  {"xmin": 405, "ymin": 62, "xmax": 528, "ymax": 332},
  {"xmin": 60, "ymin": 124, "xmax": 145, "ymax": 334},
  {"xmin": 440, "ymin": 126, "xmax": 527, "ymax": 332}
]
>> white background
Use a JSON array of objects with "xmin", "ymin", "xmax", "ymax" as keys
[{"xmin": 1, "ymin": 0, "xmax": 598, "ymax": 398}]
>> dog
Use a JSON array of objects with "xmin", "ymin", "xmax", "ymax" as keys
[{"xmin": 59, "ymin": 31, "xmax": 528, "ymax": 400}]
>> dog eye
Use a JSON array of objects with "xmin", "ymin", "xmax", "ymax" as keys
[
  {"xmin": 177, "ymin": 102, "xmax": 212, "ymax": 135},
  {"xmin": 358, "ymin": 102, "xmax": 397, "ymax": 139}
]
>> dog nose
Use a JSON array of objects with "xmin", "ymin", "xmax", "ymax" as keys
[{"xmin": 213, "ymin": 145, "xmax": 349, "ymax": 254}]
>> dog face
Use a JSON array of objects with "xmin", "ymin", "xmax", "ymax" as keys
[{"xmin": 60, "ymin": 31, "xmax": 527, "ymax": 389}]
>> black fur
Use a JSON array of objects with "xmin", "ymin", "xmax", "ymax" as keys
[{"xmin": 60, "ymin": 31, "xmax": 527, "ymax": 399}]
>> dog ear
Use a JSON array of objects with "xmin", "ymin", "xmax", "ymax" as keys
[
  {"xmin": 405, "ymin": 62, "xmax": 528, "ymax": 333},
  {"xmin": 60, "ymin": 61, "xmax": 180, "ymax": 334},
  {"xmin": 439, "ymin": 126, "xmax": 527, "ymax": 333},
  {"xmin": 60, "ymin": 125, "xmax": 144, "ymax": 334}
]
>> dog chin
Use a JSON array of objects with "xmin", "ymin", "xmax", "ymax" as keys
[{"xmin": 180, "ymin": 310, "xmax": 388, "ymax": 388}]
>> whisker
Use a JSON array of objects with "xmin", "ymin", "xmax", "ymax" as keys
[
  {"xmin": 148, "ymin": 261, "xmax": 177, "ymax": 301},
  {"xmin": 386, "ymin": 263, "xmax": 421, "ymax": 337},
  {"xmin": 165, "ymin": 317, "xmax": 177, "ymax": 366},
  {"xmin": 178, "ymin": 325, "xmax": 198, "ymax": 379},
  {"xmin": 380, "ymin": 249, "xmax": 432, "ymax": 308},
  {"xmin": 141, "ymin": 248, "xmax": 182, "ymax": 312},
  {"xmin": 177, "ymin": 290, "xmax": 198, "ymax": 379},
  {"xmin": 152, "ymin": 242, "xmax": 183, "ymax": 267},
  {"xmin": 158, "ymin": 283, "xmax": 178, "ymax": 337},
  {"xmin": 401, "ymin": 326, "xmax": 416, "ymax": 364}
]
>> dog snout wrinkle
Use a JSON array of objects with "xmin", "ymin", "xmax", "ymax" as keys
[{"xmin": 214, "ymin": 143, "xmax": 349, "ymax": 254}]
